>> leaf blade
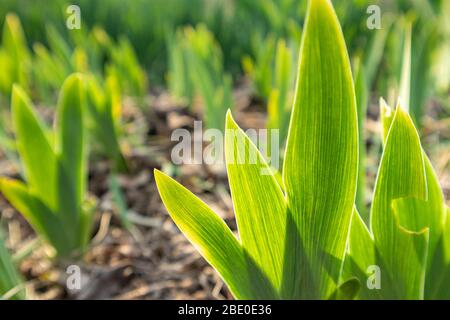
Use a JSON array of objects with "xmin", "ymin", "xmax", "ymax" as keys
[{"xmin": 282, "ymin": 0, "xmax": 358, "ymax": 298}]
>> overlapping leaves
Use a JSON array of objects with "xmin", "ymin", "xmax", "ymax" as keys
[
  {"xmin": 156, "ymin": 0, "xmax": 358, "ymax": 299},
  {"xmin": 0, "ymin": 74, "xmax": 94, "ymax": 258}
]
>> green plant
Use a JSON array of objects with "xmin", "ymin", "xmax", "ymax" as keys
[
  {"xmin": 0, "ymin": 74, "xmax": 95, "ymax": 259},
  {"xmin": 86, "ymin": 72, "xmax": 128, "ymax": 172},
  {"xmin": 242, "ymin": 34, "xmax": 276, "ymax": 100},
  {"xmin": 0, "ymin": 227, "xmax": 24, "ymax": 300},
  {"xmin": 342, "ymin": 100, "xmax": 449, "ymax": 299},
  {"xmin": 108, "ymin": 36, "xmax": 148, "ymax": 100},
  {"xmin": 167, "ymin": 24, "xmax": 233, "ymax": 130},
  {"xmin": 156, "ymin": 0, "xmax": 359, "ymax": 299},
  {"xmin": 155, "ymin": 0, "xmax": 448, "ymax": 300}
]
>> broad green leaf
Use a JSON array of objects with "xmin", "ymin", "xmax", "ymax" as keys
[
  {"xmin": 154, "ymin": 170, "xmax": 277, "ymax": 299},
  {"xmin": 380, "ymin": 100, "xmax": 447, "ymax": 298},
  {"xmin": 225, "ymin": 111, "xmax": 287, "ymax": 292},
  {"xmin": 370, "ymin": 105, "xmax": 429, "ymax": 299},
  {"xmin": 282, "ymin": 0, "xmax": 358, "ymax": 298},
  {"xmin": 2, "ymin": 13, "xmax": 30, "ymax": 92},
  {"xmin": 55, "ymin": 74, "xmax": 86, "ymax": 247},
  {"xmin": 11, "ymin": 85, "xmax": 56, "ymax": 210}
]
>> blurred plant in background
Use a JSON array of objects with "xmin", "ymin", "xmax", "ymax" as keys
[{"xmin": 167, "ymin": 24, "xmax": 232, "ymax": 130}]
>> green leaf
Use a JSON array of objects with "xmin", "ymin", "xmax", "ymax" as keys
[
  {"xmin": 0, "ymin": 228, "xmax": 24, "ymax": 299},
  {"xmin": 0, "ymin": 178, "xmax": 70, "ymax": 256},
  {"xmin": 11, "ymin": 85, "xmax": 57, "ymax": 210},
  {"xmin": 370, "ymin": 105, "xmax": 429, "ymax": 299},
  {"xmin": 86, "ymin": 74, "xmax": 127, "ymax": 172},
  {"xmin": 380, "ymin": 99, "xmax": 447, "ymax": 298},
  {"xmin": 225, "ymin": 111, "xmax": 287, "ymax": 292},
  {"xmin": 154, "ymin": 169, "xmax": 277, "ymax": 299},
  {"xmin": 343, "ymin": 208, "xmax": 385, "ymax": 299},
  {"xmin": 55, "ymin": 74, "xmax": 86, "ymax": 247},
  {"xmin": 282, "ymin": 0, "xmax": 358, "ymax": 298}
]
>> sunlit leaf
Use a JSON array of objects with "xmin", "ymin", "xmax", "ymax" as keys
[{"xmin": 282, "ymin": 0, "xmax": 358, "ymax": 298}]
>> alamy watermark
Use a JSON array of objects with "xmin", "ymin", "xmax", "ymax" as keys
[
  {"xmin": 66, "ymin": 5, "xmax": 81, "ymax": 30},
  {"xmin": 171, "ymin": 121, "xmax": 280, "ymax": 174},
  {"xmin": 366, "ymin": 5, "xmax": 381, "ymax": 30},
  {"xmin": 66, "ymin": 265, "xmax": 82, "ymax": 291}
]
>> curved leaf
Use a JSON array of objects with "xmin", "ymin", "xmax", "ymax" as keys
[
  {"xmin": 154, "ymin": 170, "xmax": 277, "ymax": 299},
  {"xmin": 225, "ymin": 111, "xmax": 287, "ymax": 292}
]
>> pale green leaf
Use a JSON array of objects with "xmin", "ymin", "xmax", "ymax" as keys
[
  {"xmin": 11, "ymin": 85, "xmax": 57, "ymax": 210},
  {"xmin": 282, "ymin": 0, "xmax": 358, "ymax": 298},
  {"xmin": 154, "ymin": 169, "xmax": 277, "ymax": 299},
  {"xmin": 380, "ymin": 100, "xmax": 447, "ymax": 298},
  {"xmin": 371, "ymin": 105, "xmax": 429, "ymax": 299},
  {"xmin": 225, "ymin": 111, "xmax": 287, "ymax": 292},
  {"xmin": 55, "ymin": 73, "xmax": 86, "ymax": 246}
]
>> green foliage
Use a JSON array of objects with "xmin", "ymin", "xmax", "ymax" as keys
[
  {"xmin": 86, "ymin": 73, "xmax": 127, "ymax": 172},
  {"xmin": 0, "ymin": 227, "xmax": 24, "ymax": 299},
  {"xmin": 0, "ymin": 14, "xmax": 147, "ymax": 105},
  {"xmin": 156, "ymin": 0, "xmax": 358, "ymax": 299},
  {"xmin": 343, "ymin": 101, "xmax": 448, "ymax": 299},
  {"xmin": 156, "ymin": 0, "xmax": 448, "ymax": 300},
  {"xmin": 167, "ymin": 24, "xmax": 233, "ymax": 130},
  {"xmin": 0, "ymin": 74, "xmax": 94, "ymax": 258},
  {"xmin": 266, "ymin": 38, "xmax": 296, "ymax": 149},
  {"xmin": 242, "ymin": 34, "xmax": 276, "ymax": 100},
  {"xmin": 108, "ymin": 37, "xmax": 148, "ymax": 99},
  {"xmin": 0, "ymin": 13, "xmax": 30, "ymax": 100}
]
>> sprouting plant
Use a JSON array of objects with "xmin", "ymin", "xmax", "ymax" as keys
[
  {"xmin": 242, "ymin": 34, "xmax": 276, "ymax": 100},
  {"xmin": 155, "ymin": 0, "xmax": 448, "ymax": 300},
  {"xmin": 86, "ymin": 72, "xmax": 128, "ymax": 172},
  {"xmin": 166, "ymin": 29, "xmax": 195, "ymax": 106},
  {"xmin": 167, "ymin": 24, "xmax": 233, "ymax": 130},
  {"xmin": 0, "ymin": 227, "xmax": 24, "ymax": 300},
  {"xmin": 109, "ymin": 36, "xmax": 148, "ymax": 100},
  {"xmin": 267, "ymin": 38, "xmax": 296, "ymax": 150},
  {"xmin": 342, "ymin": 99, "xmax": 450, "ymax": 299},
  {"xmin": 0, "ymin": 74, "xmax": 95, "ymax": 259},
  {"xmin": 156, "ymin": 0, "xmax": 359, "ymax": 299},
  {"xmin": 0, "ymin": 13, "xmax": 30, "ymax": 100}
]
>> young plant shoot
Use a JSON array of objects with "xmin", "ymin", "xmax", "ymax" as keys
[{"xmin": 0, "ymin": 74, "xmax": 94, "ymax": 259}]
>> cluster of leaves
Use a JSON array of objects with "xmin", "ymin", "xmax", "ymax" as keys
[
  {"xmin": 0, "ymin": 74, "xmax": 94, "ymax": 259},
  {"xmin": 242, "ymin": 37, "xmax": 297, "ymax": 148},
  {"xmin": 156, "ymin": 0, "xmax": 449, "ymax": 299},
  {"xmin": 0, "ymin": 14, "xmax": 147, "ymax": 105},
  {"xmin": 0, "ymin": 14, "xmax": 30, "ymax": 101},
  {"xmin": 86, "ymin": 73, "xmax": 127, "ymax": 172},
  {"xmin": 167, "ymin": 24, "xmax": 232, "ymax": 130}
]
